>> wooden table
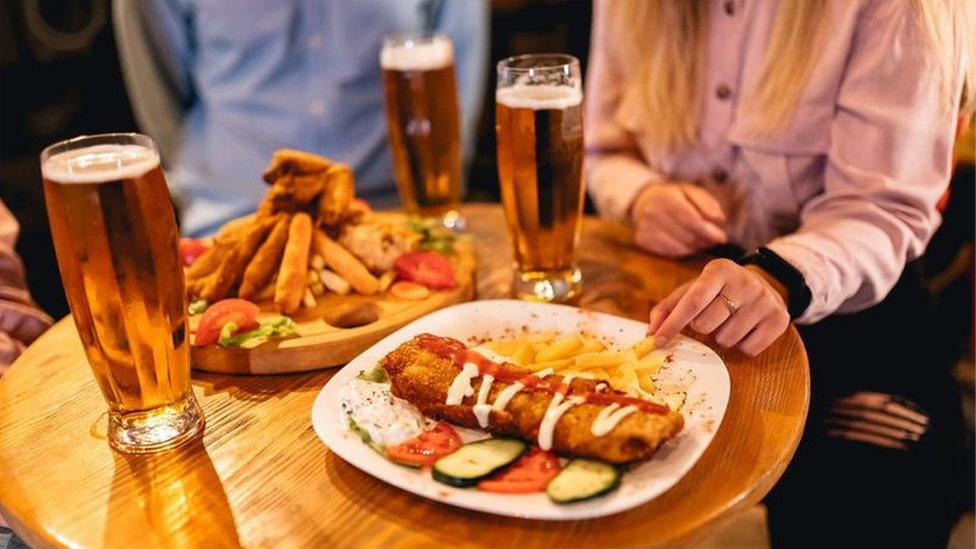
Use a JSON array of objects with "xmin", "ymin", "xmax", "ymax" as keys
[{"xmin": 0, "ymin": 204, "xmax": 809, "ymax": 549}]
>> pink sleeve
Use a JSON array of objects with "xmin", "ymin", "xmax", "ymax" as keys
[
  {"xmin": 766, "ymin": 0, "xmax": 963, "ymax": 323},
  {"xmin": 584, "ymin": 0, "xmax": 665, "ymax": 223},
  {"xmin": 0, "ymin": 201, "xmax": 53, "ymax": 373}
]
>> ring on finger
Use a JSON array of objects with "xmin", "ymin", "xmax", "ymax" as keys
[{"xmin": 717, "ymin": 293, "xmax": 737, "ymax": 316}]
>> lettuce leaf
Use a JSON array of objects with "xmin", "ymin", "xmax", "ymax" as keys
[{"xmin": 218, "ymin": 316, "xmax": 297, "ymax": 348}]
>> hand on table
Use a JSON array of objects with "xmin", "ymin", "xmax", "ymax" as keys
[
  {"xmin": 630, "ymin": 183, "xmax": 728, "ymax": 258},
  {"xmin": 648, "ymin": 259, "xmax": 791, "ymax": 356}
]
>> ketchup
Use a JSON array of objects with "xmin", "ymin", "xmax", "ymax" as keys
[{"xmin": 414, "ymin": 333, "xmax": 669, "ymax": 415}]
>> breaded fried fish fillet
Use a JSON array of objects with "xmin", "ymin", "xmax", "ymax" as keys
[{"xmin": 380, "ymin": 334, "xmax": 684, "ymax": 464}]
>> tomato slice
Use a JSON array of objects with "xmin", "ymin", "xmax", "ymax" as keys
[
  {"xmin": 386, "ymin": 421, "xmax": 462, "ymax": 468},
  {"xmin": 194, "ymin": 298, "xmax": 261, "ymax": 346},
  {"xmin": 394, "ymin": 251, "xmax": 456, "ymax": 290},
  {"xmin": 477, "ymin": 446, "xmax": 561, "ymax": 493},
  {"xmin": 179, "ymin": 238, "xmax": 210, "ymax": 267}
]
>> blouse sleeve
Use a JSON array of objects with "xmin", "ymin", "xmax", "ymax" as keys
[
  {"xmin": 584, "ymin": 0, "xmax": 667, "ymax": 223},
  {"xmin": 765, "ymin": 0, "xmax": 964, "ymax": 323},
  {"xmin": 0, "ymin": 202, "xmax": 53, "ymax": 374}
]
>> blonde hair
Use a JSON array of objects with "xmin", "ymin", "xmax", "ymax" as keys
[{"xmin": 607, "ymin": 0, "xmax": 976, "ymax": 149}]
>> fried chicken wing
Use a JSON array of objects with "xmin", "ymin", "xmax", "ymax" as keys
[
  {"xmin": 319, "ymin": 164, "xmax": 354, "ymax": 227},
  {"xmin": 262, "ymin": 149, "xmax": 332, "ymax": 184}
]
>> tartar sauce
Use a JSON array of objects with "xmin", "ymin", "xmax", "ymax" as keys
[{"xmin": 341, "ymin": 376, "xmax": 427, "ymax": 446}]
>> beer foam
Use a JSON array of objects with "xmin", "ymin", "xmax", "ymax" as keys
[
  {"xmin": 496, "ymin": 85, "xmax": 582, "ymax": 110},
  {"xmin": 380, "ymin": 40, "xmax": 453, "ymax": 71},
  {"xmin": 42, "ymin": 144, "xmax": 160, "ymax": 183}
]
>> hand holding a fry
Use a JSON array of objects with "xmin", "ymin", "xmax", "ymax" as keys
[{"xmin": 648, "ymin": 259, "xmax": 790, "ymax": 356}]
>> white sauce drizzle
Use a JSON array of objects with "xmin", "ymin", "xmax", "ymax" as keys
[
  {"xmin": 491, "ymin": 368, "xmax": 553, "ymax": 412},
  {"xmin": 539, "ymin": 396, "xmax": 585, "ymax": 450},
  {"xmin": 491, "ymin": 382, "xmax": 523, "ymax": 412},
  {"xmin": 537, "ymin": 373, "xmax": 585, "ymax": 451},
  {"xmin": 443, "ymin": 354, "xmax": 642, "ymax": 445},
  {"xmin": 590, "ymin": 403, "xmax": 639, "ymax": 436},
  {"xmin": 472, "ymin": 374, "xmax": 495, "ymax": 427},
  {"xmin": 445, "ymin": 362, "xmax": 479, "ymax": 405}
]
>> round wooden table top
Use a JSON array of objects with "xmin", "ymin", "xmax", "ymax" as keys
[{"xmin": 0, "ymin": 203, "xmax": 809, "ymax": 549}]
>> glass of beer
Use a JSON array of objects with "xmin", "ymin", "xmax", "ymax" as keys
[
  {"xmin": 41, "ymin": 133, "xmax": 205, "ymax": 453},
  {"xmin": 496, "ymin": 54, "xmax": 585, "ymax": 302},
  {"xmin": 381, "ymin": 33, "xmax": 464, "ymax": 230}
]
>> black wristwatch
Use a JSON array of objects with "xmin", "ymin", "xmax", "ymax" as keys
[{"xmin": 737, "ymin": 247, "xmax": 812, "ymax": 320}]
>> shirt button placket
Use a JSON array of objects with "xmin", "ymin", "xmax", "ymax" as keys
[
  {"xmin": 716, "ymin": 84, "xmax": 733, "ymax": 100},
  {"xmin": 307, "ymin": 33, "xmax": 322, "ymax": 50}
]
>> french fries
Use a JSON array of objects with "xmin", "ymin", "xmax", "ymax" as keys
[
  {"xmin": 477, "ymin": 333, "xmax": 682, "ymax": 410},
  {"xmin": 629, "ymin": 336, "xmax": 656, "ymax": 359},
  {"xmin": 510, "ymin": 344, "xmax": 536, "ymax": 366},
  {"xmin": 534, "ymin": 336, "xmax": 582, "ymax": 362},
  {"xmin": 318, "ymin": 268, "xmax": 351, "ymax": 295},
  {"xmin": 573, "ymin": 351, "xmax": 638, "ymax": 370}
]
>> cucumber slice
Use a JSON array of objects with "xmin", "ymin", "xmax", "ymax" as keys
[
  {"xmin": 546, "ymin": 459, "xmax": 620, "ymax": 503},
  {"xmin": 432, "ymin": 438, "xmax": 527, "ymax": 487}
]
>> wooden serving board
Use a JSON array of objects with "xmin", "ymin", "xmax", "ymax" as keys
[{"xmin": 189, "ymin": 238, "xmax": 476, "ymax": 375}]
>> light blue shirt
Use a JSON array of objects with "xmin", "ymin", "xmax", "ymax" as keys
[{"xmin": 115, "ymin": 0, "xmax": 488, "ymax": 237}]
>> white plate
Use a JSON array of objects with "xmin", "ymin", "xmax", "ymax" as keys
[{"xmin": 311, "ymin": 300, "xmax": 730, "ymax": 520}]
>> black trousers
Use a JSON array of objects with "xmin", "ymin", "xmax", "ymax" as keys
[{"xmin": 763, "ymin": 261, "xmax": 965, "ymax": 549}]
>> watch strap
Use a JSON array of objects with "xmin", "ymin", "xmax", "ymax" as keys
[{"xmin": 737, "ymin": 247, "xmax": 812, "ymax": 320}]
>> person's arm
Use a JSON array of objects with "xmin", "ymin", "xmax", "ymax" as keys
[
  {"xmin": 112, "ymin": 0, "xmax": 194, "ymax": 166},
  {"xmin": 430, "ymin": 0, "xmax": 488, "ymax": 168},
  {"xmin": 0, "ymin": 202, "xmax": 53, "ymax": 375},
  {"xmin": 648, "ymin": 0, "xmax": 966, "ymax": 355},
  {"xmin": 765, "ymin": 0, "xmax": 965, "ymax": 323},
  {"xmin": 585, "ymin": 0, "xmax": 727, "ymax": 258},
  {"xmin": 584, "ymin": 0, "xmax": 667, "ymax": 223}
]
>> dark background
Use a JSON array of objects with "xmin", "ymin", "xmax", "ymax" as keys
[{"xmin": 0, "ymin": 0, "xmax": 593, "ymax": 319}]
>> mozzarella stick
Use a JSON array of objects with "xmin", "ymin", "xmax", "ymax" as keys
[
  {"xmin": 312, "ymin": 230, "xmax": 379, "ymax": 295},
  {"xmin": 198, "ymin": 216, "xmax": 276, "ymax": 301},
  {"xmin": 274, "ymin": 213, "xmax": 313, "ymax": 313},
  {"xmin": 239, "ymin": 214, "xmax": 291, "ymax": 300}
]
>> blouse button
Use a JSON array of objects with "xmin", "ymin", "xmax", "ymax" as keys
[
  {"xmin": 712, "ymin": 169, "xmax": 729, "ymax": 183},
  {"xmin": 724, "ymin": 1, "xmax": 735, "ymax": 16},
  {"xmin": 716, "ymin": 84, "xmax": 732, "ymax": 100}
]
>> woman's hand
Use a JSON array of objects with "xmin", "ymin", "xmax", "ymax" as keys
[
  {"xmin": 648, "ymin": 259, "xmax": 791, "ymax": 356},
  {"xmin": 630, "ymin": 183, "xmax": 728, "ymax": 258}
]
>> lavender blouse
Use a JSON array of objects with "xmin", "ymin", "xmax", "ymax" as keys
[{"xmin": 585, "ymin": 0, "xmax": 965, "ymax": 323}]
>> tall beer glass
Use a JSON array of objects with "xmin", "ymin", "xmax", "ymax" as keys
[
  {"xmin": 381, "ymin": 33, "xmax": 464, "ymax": 229},
  {"xmin": 496, "ymin": 54, "xmax": 585, "ymax": 302},
  {"xmin": 41, "ymin": 133, "xmax": 204, "ymax": 453}
]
